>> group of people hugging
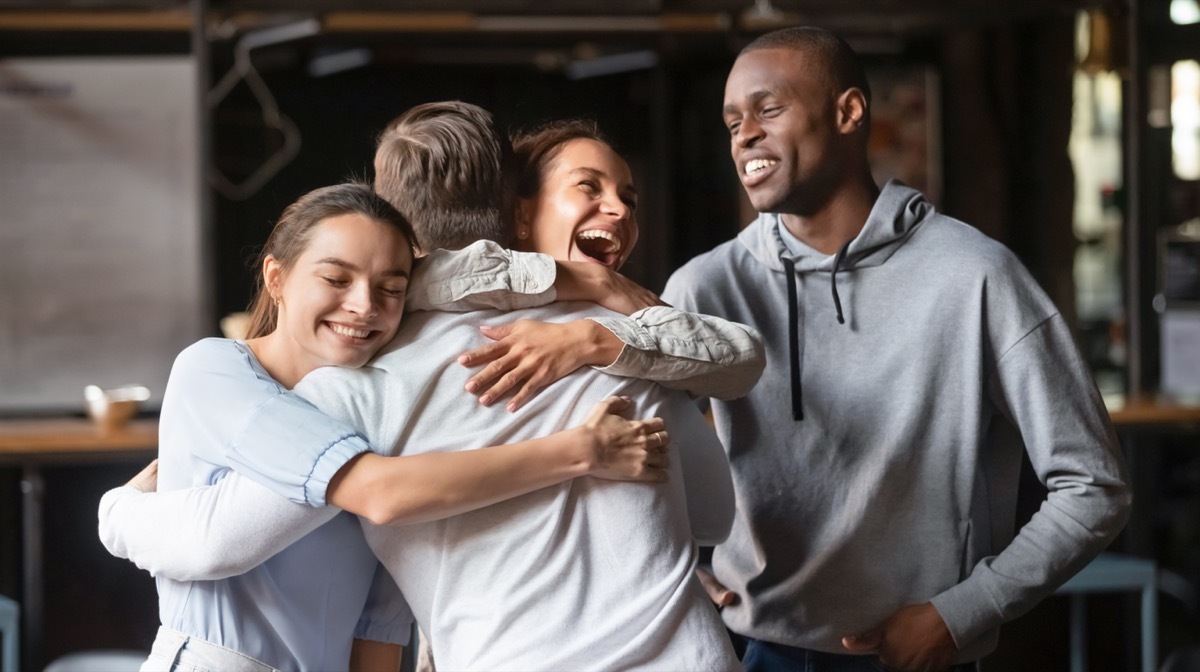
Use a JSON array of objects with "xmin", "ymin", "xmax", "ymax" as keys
[{"xmin": 98, "ymin": 26, "xmax": 1131, "ymax": 672}]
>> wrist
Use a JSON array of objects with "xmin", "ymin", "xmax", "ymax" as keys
[
  {"xmin": 563, "ymin": 425, "xmax": 600, "ymax": 476},
  {"xmin": 582, "ymin": 321, "xmax": 622, "ymax": 367}
]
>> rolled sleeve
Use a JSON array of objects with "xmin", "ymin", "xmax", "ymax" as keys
[
  {"xmin": 228, "ymin": 392, "xmax": 371, "ymax": 506},
  {"xmin": 589, "ymin": 306, "xmax": 765, "ymax": 400},
  {"xmin": 408, "ymin": 240, "xmax": 557, "ymax": 312}
]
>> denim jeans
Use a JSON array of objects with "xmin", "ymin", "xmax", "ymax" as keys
[
  {"xmin": 739, "ymin": 635, "xmax": 979, "ymax": 672},
  {"xmin": 140, "ymin": 627, "xmax": 281, "ymax": 672}
]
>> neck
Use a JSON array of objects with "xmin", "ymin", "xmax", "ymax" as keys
[
  {"xmin": 779, "ymin": 176, "xmax": 879, "ymax": 255},
  {"xmin": 246, "ymin": 332, "xmax": 305, "ymax": 389}
]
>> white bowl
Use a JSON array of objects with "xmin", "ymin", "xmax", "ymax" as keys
[{"xmin": 84, "ymin": 384, "xmax": 151, "ymax": 431}]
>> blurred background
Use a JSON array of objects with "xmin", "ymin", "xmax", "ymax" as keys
[{"xmin": 0, "ymin": 0, "xmax": 1198, "ymax": 670}]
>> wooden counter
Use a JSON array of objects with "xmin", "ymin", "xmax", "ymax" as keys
[
  {"xmin": 1105, "ymin": 394, "xmax": 1200, "ymax": 428},
  {"xmin": 0, "ymin": 417, "xmax": 157, "ymax": 461},
  {"xmin": 0, "ymin": 415, "xmax": 157, "ymax": 670}
]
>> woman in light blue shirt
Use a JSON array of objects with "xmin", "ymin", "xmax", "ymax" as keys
[{"xmin": 127, "ymin": 182, "xmax": 669, "ymax": 672}]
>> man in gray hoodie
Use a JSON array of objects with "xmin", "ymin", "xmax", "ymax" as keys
[{"xmin": 661, "ymin": 25, "xmax": 1132, "ymax": 672}]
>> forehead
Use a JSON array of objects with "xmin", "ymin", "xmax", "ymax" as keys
[
  {"xmin": 300, "ymin": 213, "xmax": 412, "ymax": 266},
  {"xmin": 724, "ymin": 47, "xmax": 823, "ymax": 104},
  {"xmin": 549, "ymin": 138, "xmax": 632, "ymax": 183}
]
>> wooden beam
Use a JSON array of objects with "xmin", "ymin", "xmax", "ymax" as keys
[{"xmin": 0, "ymin": 10, "xmax": 192, "ymax": 31}]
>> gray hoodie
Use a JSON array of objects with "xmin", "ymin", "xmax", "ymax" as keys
[{"xmin": 662, "ymin": 180, "xmax": 1130, "ymax": 662}]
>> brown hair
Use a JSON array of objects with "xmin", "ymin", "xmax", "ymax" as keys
[
  {"xmin": 511, "ymin": 118, "xmax": 611, "ymax": 201},
  {"xmin": 373, "ymin": 101, "xmax": 514, "ymax": 251},
  {"xmin": 244, "ymin": 182, "xmax": 416, "ymax": 339}
]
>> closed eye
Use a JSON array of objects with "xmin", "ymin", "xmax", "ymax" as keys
[{"xmin": 322, "ymin": 276, "xmax": 349, "ymax": 287}]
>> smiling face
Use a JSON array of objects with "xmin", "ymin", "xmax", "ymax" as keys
[
  {"xmin": 516, "ymin": 138, "xmax": 639, "ymax": 271},
  {"xmin": 265, "ymin": 212, "xmax": 412, "ymax": 383},
  {"xmin": 723, "ymin": 47, "xmax": 854, "ymax": 218}
]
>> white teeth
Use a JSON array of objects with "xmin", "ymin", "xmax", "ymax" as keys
[
  {"xmin": 745, "ymin": 159, "xmax": 777, "ymax": 175},
  {"xmin": 576, "ymin": 229, "xmax": 622, "ymax": 254},
  {"xmin": 330, "ymin": 324, "xmax": 370, "ymax": 339}
]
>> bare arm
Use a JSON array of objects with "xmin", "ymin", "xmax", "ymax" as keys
[
  {"xmin": 327, "ymin": 396, "xmax": 669, "ymax": 526},
  {"xmin": 552, "ymin": 260, "xmax": 664, "ymax": 315},
  {"xmin": 99, "ymin": 397, "xmax": 668, "ymax": 578}
]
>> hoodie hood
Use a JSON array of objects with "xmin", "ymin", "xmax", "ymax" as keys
[
  {"xmin": 737, "ymin": 180, "xmax": 933, "ymax": 274},
  {"xmin": 739, "ymin": 180, "xmax": 934, "ymax": 421}
]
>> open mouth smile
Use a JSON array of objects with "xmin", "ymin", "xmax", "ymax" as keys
[{"xmin": 575, "ymin": 229, "xmax": 623, "ymax": 268}]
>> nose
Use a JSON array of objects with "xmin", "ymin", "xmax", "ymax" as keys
[
  {"xmin": 343, "ymin": 281, "xmax": 379, "ymax": 318},
  {"xmin": 600, "ymin": 192, "xmax": 630, "ymax": 222},
  {"xmin": 734, "ymin": 117, "xmax": 763, "ymax": 148}
]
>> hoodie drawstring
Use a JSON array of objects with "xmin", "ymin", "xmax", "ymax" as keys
[
  {"xmin": 831, "ymin": 238, "xmax": 852, "ymax": 325},
  {"xmin": 782, "ymin": 238, "xmax": 853, "ymax": 422},
  {"xmin": 782, "ymin": 257, "xmax": 803, "ymax": 421}
]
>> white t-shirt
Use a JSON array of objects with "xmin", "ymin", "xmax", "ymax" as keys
[{"xmin": 299, "ymin": 302, "xmax": 739, "ymax": 671}]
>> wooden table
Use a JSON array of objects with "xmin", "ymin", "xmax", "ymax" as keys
[
  {"xmin": 1107, "ymin": 393, "xmax": 1200, "ymax": 427},
  {"xmin": 0, "ymin": 417, "xmax": 157, "ymax": 671}
]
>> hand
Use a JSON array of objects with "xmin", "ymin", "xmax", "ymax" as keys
[
  {"xmin": 126, "ymin": 459, "xmax": 159, "ymax": 493},
  {"xmin": 578, "ymin": 396, "xmax": 669, "ymax": 483},
  {"xmin": 841, "ymin": 603, "xmax": 958, "ymax": 672},
  {"xmin": 697, "ymin": 566, "xmax": 738, "ymax": 607},
  {"xmin": 460, "ymin": 320, "xmax": 622, "ymax": 412},
  {"xmin": 554, "ymin": 261, "xmax": 665, "ymax": 315}
]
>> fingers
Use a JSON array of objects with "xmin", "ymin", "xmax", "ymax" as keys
[
  {"xmin": 697, "ymin": 567, "xmax": 738, "ymax": 607},
  {"xmin": 590, "ymin": 395, "xmax": 632, "ymax": 418},
  {"xmin": 645, "ymin": 428, "xmax": 670, "ymax": 450},
  {"xmin": 507, "ymin": 369, "xmax": 556, "ymax": 412},
  {"xmin": 638, "ymin": 416, "xmax": 666, "ymax": 435},
  {"xmin": 465, "ymin": 354, "xmax": 523, "ymax": 400},
  {"xmin": 478, "ymin": 323, "xmax": 513, "ymax": 341},
  {"xmin": 841, "ymin": 630, "xmax": 883, "ymax": 654},
  {"xmin": 477, "ymin": 368, "xmax": 525, "ymax": 406},
  {"xmin": 458, "ymin": 340, "xmax": 509, "ymax": 369}
]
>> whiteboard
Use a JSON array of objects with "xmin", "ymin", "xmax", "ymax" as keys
[{"xmin": 0, "ymin": 56, "xmax": 204, "ymax": 413}]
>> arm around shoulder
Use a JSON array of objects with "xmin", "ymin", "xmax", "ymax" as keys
[{"xmin": 589, "ymin": 306, "xmax": 765, "ymax": 400}]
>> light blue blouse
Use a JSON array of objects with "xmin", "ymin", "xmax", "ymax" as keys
[{"xmin": 153, "ymin": 338, "xmax": 409, "ymax": 672}]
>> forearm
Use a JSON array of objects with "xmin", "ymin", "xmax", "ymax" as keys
[
  {"xmin": 934, "ymin": 317, "xmax": 1131, "ymax": 646},
  {"xmin": 97, "ymin": 474, "xmax": 336, "ymax": 580},
  {"xmin": 327, "ymin": 428, "xmax": 593, "ymax": 526},
  {"xmin": 589, "ymin": 306, "xmax": 766, "ymax": 400}
]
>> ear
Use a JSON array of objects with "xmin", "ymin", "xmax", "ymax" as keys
[
  {"xmin": 835, "ymin": 87, "xmax": 868, "ymax": 136},
  {"xmin": 514, "ymin": 198, "xmax": 535, "ymax": 242},
  {"xmin": 263, "ymin": 255, "xmax": 284, "ymax": 303}
]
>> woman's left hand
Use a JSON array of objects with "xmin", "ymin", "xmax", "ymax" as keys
[{"xmin": 459, "ymin": 319, "xmax": 622, "ymax": 412}]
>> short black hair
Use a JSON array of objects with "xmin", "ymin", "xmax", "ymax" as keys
[{"xmin": 742, "ymin": 26, "xmax": 872, "ymax": 107}]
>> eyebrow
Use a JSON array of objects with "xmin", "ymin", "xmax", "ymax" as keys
[
  {"xmin": 723, "ymin": 89, "xmax": 776, "ymax": 116},
  {"xmin": 569, "ymin": 167, "xmax": 639, "ymax": 201},
  {"xmin": 315, "ymin": 257, "xmax": 410, "ymax": 278}
]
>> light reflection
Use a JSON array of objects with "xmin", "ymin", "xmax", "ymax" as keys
[
  {"xmin": 1170, "ymin": 0, "xmax": 1200, "ymax": 25},
  {"xmin": 1173, "ymin": 60, "xmax": 1200, "ymax": 180}
]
